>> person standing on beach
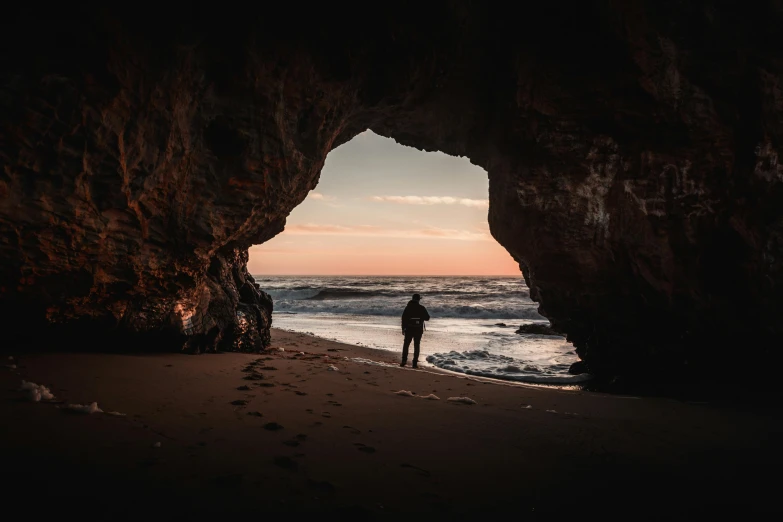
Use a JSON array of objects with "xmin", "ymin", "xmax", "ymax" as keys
[{"xmin": 400, "ymin": 293, "xmax": 430, "ymax": 368}]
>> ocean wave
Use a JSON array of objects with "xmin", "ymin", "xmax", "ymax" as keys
[
  {"xmin": 305, "ymin": 289, "xmax": 391, "ymax": 300},
  {"xmin": 273, "ymin": 299, "xmax": 543, "ymax": 319},
  {"xmin": 426, "ymin": 350, "xmax": 592, "ymax": 384},
  {"xmin": 265, "ymin": 287, "xmax": 529, "ymax": 301},
  {"xmin": 257, "ymin": 276, "xmax": 538, "ymax": 319}
]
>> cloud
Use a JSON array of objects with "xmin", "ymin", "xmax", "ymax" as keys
[
  {"xmin": 285, "ymin": 223, "xmax": 490, "ymax": 241},
  {"xmin": 309, "ymin": 192, "xmax": 336, "ymax": 201},
  {"xmin": 370, "ymin": 195, "xmax": 488, "ymax": 208}
]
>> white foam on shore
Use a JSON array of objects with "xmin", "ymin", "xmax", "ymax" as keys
[
  {"xmin": 426, "ymin": 350, "xmax": 593, "ymax": 385},
  {"xmin": 394, "ymin": 390, "xmax": 415, "ymax": 397},
  {"xmin": 20, "ymin": 381, "xmax": 55, "ymax": 402},
  {"xmin": 447, "ymin": 396, "xmax": 477, "ymax": 405},
  {"xmin": 327, "ymin": 365, "xmax": 339, "ymax": 371},
  {"xmin": 350, "ymin": 357, "xmax": 397, "ymax": 368},
  {"xmin": 421, "ymin": 394, "xmax": 440, "ymax": 400},
  {"xmin": 64, "ymin": 402, "xmax": 103, "ymax": 414}
]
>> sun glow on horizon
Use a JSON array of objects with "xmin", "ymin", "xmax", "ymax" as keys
[{"xmin": 248, "ymin": 131, "xmax": 521, "ymax": 276}]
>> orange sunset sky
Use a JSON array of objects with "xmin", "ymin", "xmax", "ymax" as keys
[{"xmin": 248, "ymin": 131, "xmax": 521, "ymax": 276}]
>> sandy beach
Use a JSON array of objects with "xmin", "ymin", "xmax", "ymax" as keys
[{"xmin": 3, "ymin": 328, "xmax": 781, "ymax": 519}]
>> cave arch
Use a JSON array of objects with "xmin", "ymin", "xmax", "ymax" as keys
[{"xmin": 1, "ymin": 3, "xmax": 782, "ymax": 385}]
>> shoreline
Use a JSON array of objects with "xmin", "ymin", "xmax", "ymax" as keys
[
  {"xmin": 2, "ymin": 328, "xmax": 781, "ymax": 517},
  {"xmin": 274, "ymin": 325, "xmax": 592, "ymax": 394}
]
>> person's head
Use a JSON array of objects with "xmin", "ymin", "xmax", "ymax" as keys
[{"xmin": 412, "ymin": 293, "xmax": 421, "ymax": 302}]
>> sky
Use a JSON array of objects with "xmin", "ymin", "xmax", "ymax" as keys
[{"xmin": 248, "ymin": 131, "xmax": 520, "ymax": 275}]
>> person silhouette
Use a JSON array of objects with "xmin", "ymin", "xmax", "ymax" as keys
[{"xmin": 400, "ymin": 293, "xmax": 430, "ymax": 368}]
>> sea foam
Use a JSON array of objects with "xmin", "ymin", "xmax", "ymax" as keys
[{"xmin": 426, "ymin": 350, "xmax": 593, "ymax": 385}]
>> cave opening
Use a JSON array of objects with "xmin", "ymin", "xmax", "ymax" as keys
[
  {"xmin": 249, "ymin": 131, "xmax": 583, "ymax": 383},
  {"xmin": 249, "ymin": 130, "xmax": 515, "ymax": 276}
]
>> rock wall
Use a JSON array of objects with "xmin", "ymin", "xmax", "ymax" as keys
[{"xmin": 1, "ymin": 3, "xmax": 782, "ymax": 383}]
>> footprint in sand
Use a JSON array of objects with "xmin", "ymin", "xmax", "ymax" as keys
[
  {"xmin": 327, "ymin": 400, "xmax": 342, "ymax": 406},
  {"xmin": 263, "ymin": 422, "xmax": 284, "ymax": 431},
  {"xmin": 354, "ymin": 443, "xmax": 376, "ymax": 454},
  {"xmin": 322, "ymin": 412, "xmax": 331, "ymax": 418},
  {"xmin": 295, "ymin": 391, "xmax": 308, "ymax": 396},
  {"xmin": 283, "ymin": 433, "xmax": 308, "ymax": 447},
  {"xmin": 211, "ymin": 473, "xmax": 245, "ymax": 487},
  {"xmin": 237, "ymin": 385, "xmax": 251, "ymax": 391},
  {"xmin": 257, "ymin": 382, "xmax": 275, "ymax": 387},
  {"xmin": 261, "ymin": 366, "xmax": 278, "ymax": 371},
  {"xmin": 401, "ymin": 463, "xmax": 431, "ymax": 477},
  {"xmin": 273, "ymin": 456, "xmax": 298, "ymax": 471},
  {"xmin": 230, "ymin": 399, "xmax": 249, "ymax": 406},
  {"xmin": 307, "ymin": 479, "xmax": 336, "ymax": 494},
  {"xmin": 247, "ymin": 411, "xmax": 263, "ymax": 417},
  {"xmin": 343, "ymin": 425, "xmax": 361, "ymax": 435}
]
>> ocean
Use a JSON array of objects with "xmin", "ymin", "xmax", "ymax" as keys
[{"xmin": 253, "ymin": 275, "xmax": 591, "ymax": 384}]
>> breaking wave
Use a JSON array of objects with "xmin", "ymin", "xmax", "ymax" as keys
[{"xmin": 426, "ymin": 350, "xmax": 592, "ymax": 384}]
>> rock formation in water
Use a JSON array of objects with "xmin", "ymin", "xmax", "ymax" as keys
[
  {"xmin": 516, "ymin": 324, "xmax": 564, "ymax": 337},
  {"xmin": 1, "ymin": 3, "xmax": 782, "ymax": 383}
]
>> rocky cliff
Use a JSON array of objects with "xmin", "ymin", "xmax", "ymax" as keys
[{"xmin": 2, "ymin": 2, "xmax": 782, "ymax": 384}]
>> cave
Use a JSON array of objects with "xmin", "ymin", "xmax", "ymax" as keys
[{"xmin": 2, "ymin": 2, "xmax": 783, "ymax": 389}]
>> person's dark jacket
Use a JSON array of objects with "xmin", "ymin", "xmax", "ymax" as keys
[{"xmin": 401, "ymin": 300, "xmax": 430, "ymax": 331}]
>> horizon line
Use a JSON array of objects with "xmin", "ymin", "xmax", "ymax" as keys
[{"xmin": 250, "ymin": 274, "xmax": 522, "ymax": 277}]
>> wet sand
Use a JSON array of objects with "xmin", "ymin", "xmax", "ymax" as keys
[{"xmin": 2, "ymin": 329, "xmax": 781, "ymax": 519}]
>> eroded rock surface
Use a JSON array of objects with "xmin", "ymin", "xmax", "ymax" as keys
[{"xmin": 1, "ymin": 3, "xmax": 782, "ymax": 382}]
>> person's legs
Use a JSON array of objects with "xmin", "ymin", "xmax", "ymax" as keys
[
  {"xmin": 401, "ymin": 330, "xmax": 414, "ymax": 366},
  {"xmin": 412, "ymin": 330, "xmax": 423, "ymax": 368}
]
